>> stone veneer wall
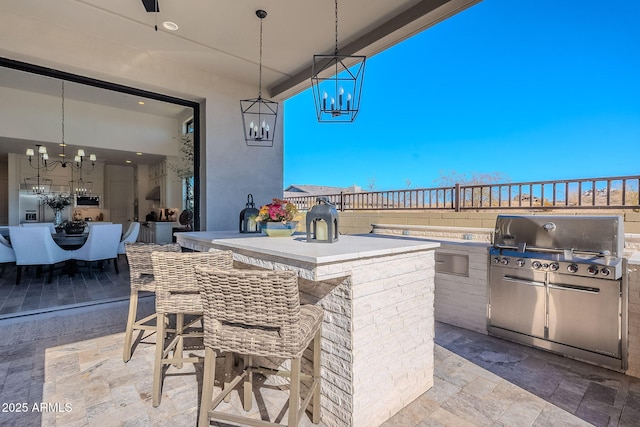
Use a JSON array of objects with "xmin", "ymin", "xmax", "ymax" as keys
[
  {"xmin": 232, "ymin": 248, "xmax": 436, "ymax": 427},
  {"xmin": 627, "ymin": 256, "xmax": 640, "ymax": 377},
  {"xmin": 433, "ymin": 241, "xmax": 489, "ymax": 334},
  {"xmin": 350, "ymin": 250, "xmax": 435, "ymax": 426}
]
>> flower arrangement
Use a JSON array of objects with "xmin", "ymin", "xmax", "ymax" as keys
[
  {"xmin": 256, "ymin": 198, "xmax": 298, "ymax": 223},
  {"xmin": 42, "ymin": 194, "xmax": 73, "ymax": 211}
]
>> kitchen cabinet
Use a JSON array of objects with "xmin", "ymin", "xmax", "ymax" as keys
[
  {"xmin": 148, "ymin": 160, "xmax": 182, "ymax": 209},
  {"xmin": 139, "ymin": 221, "xmax": 179, "ymax": 244}
]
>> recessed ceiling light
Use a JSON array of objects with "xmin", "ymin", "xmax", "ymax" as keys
[
  {"xmin": 138, "ymin": 101, "xmax": 145, "ymax": 105},
  {"xmin": 163, "ymin": 21, "xmax": 179, "ymax": 31},
  {"xmin": 136, "ymin": 152, "xmax": 143, "ymax": 156},
  {"xmin": 125, "ymin": 160, "xmax": 132, "ymax": 164}
]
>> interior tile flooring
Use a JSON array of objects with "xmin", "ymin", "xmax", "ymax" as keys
[
  {"xmin": 0, "ymin": 277, "xmax": 639, "ymax": 426},
  {"xmin": 0, "ymin": 259, "xmax": 130, "ymax": 318}
]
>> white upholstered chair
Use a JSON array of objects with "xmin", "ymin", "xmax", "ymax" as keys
[
  {"xmin": 0, "ymin": 233, "xmax": 16, "ymax": 277},
  {"xmin": 118, "ymin": 222, "xmax": 140, "ymax": 256},
  {"xmin": 21, "ymin": 222, "xmax": 57, "ymax": 234},
  {"xmin": 9, "ymin": 226, "xmax": 72, "ymax": 285},
  {"xmin": 70, "ymin": 223, "xmax": 122, "ymax": 275}
]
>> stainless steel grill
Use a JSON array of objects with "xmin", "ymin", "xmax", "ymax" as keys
[{"xmin": 488, "ymin": 214, "xmax": 627, "ymax": 371}]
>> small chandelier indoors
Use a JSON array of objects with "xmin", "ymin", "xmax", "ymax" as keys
[
  {"xmin": 311, "ymin": 0, "xmax": 366, "ymax": 123},
  {"xmin": 69, "ymin": 169, "xmax": 93, "ymax": 196},
  {"xmin": 24, "ymin": 146, "xmax": 52, "ymax": 195},
  {"xmin": 25, "ymin": 81, "xmax": 97, "ymax": 175},
  {"xmin": 240, "ymin": 10, "xmax": 278, "ymax": 147}
]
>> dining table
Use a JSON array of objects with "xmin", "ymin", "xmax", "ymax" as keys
[{"xmin": 52, "ymin": 232, "xmax": 88, "ymax": 250}]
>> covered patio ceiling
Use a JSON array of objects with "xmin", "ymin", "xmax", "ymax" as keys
[{"xmin": 0, "ymin": 0, "xmax": 482, "ymax": 100}]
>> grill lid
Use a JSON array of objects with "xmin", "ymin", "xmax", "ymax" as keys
[{"xmin": 493, "ymin": 215, "xmax": 624, "ymax": 258}]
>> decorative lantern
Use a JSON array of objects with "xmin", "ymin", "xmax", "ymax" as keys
[
  {"xmin": 306, "ymin": 197, "xmax": 339, "ymax": 243},
  {"xmin": 239, "ymin": 194, "xmax": 261, "ymax": 233}
]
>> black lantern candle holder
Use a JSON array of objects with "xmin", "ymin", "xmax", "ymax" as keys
[
  {"xmin": 306, "ymin": 197, "xmax": 339, "ymax": 243},
  {"xmin": 239, "ymin": 194, "xmax": 261, "ymax": 233}
]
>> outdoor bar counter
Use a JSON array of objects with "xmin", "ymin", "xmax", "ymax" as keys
[{"xmin": 175, "ymin": 231, "xmax": 439, "ymax": 427}]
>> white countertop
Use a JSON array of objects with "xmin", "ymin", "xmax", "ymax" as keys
[{"xmin": 175, "ymin": 231, "xmax": 440, "ymax": 265}]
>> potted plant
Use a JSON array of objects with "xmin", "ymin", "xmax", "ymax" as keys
[
  {"xmin": 42, "ymin": 194, "xmax": 73, "ymax": 231},
  {"xmin": 255, "ymin": 198, "xmax": 299, "ymax": 237}
]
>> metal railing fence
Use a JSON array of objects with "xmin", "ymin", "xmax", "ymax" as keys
[{"xmin": 285, "ymin": 175, "xmax": 640, "ymax": 212}]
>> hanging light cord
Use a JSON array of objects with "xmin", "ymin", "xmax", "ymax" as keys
[
  {"xmin": 258, "ymin": 14, "xmax": 264, "ymax": 99},
  {"xmin": 61, "ymin": 81, "xmax": 66, "ymax": 160},
  {"xmin": 334, "ymin": 0, "xmax": 339, "ymax": 55}
]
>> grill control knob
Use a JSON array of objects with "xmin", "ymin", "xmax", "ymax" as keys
[
  {"xmin": 532, "ymin": 261, "xmax": 542, "ymax": 269},
  {"xmin": 567, "ymin": 263, "xmax": 579, "ymax": 273},
  {"xmin": 586, "ymin": 265, "xmax": 599, "ymax": 275},
  {"xmin": 601, "ymin": 268, "xmax": 611, "ymax": 276},
  {"xmin": 516, "ymin": 259, "xmax": 525, "ymax": 267},
  {"xmin": 549, "ymin": 262, "xmax": 559, "ymax": 271},
  {"xmin": 500, "ymin": 258, "xmax": 509, "ymax": 265},
  {"xmin": 493, "ymin": 257, "xmax": 501, "ymax": 264}
]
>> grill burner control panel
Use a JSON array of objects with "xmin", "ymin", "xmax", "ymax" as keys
[{"xmin": 490, "ymin": 254, "xmax": 619, "ymax": 280}]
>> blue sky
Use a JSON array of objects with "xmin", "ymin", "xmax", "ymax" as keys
[{"xmin": 283, "ymin": 0, "xmax": 640, "ymax": 191}]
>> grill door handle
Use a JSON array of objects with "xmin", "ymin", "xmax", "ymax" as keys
[
  {"xmin": 548, "ymin": 283, "xmax": 600, "ymax": 294},
  {"xmin": 503, "ymin": 276, "xmax": 544, "ymax": 287}
]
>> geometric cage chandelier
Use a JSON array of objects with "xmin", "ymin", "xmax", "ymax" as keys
[
  {"xmin": 240, "ymin": 9, "xmax": 278, "ymax": 147},
  {"xmin": 311, "ymin": 0, "xmax": 366, "ymax": 123}
]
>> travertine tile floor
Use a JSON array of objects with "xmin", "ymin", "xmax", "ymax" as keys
[{"xmin": 1, "ymin": 301, "xmax": 639, "ymax": 426}]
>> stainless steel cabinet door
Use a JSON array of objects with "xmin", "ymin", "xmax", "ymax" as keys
[
  {"xmin": 548, "ymin": 274, "xmax": 621, "ymax": 358},
  {"xmin": 489, "ymin": 267, "xmax": 546, "ymax": 339}
]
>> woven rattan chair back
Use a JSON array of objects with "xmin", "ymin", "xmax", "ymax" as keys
[
  {"xmin": 150, "ymin": 250, "xmax": 234, "ymax": 407},
  {"xmin": 125, "ymin": 242, "xmax": 181, "ymax": 292},
  {"xmin": 122, "ymin": 242, "xmax": 181, "ymax": 363},
  {"xmin": 197, "ymin": 268, "xmax": 307, "ymax": 360},
  {"xmin": 196, "ymin": 266, "xmax": 323, "ymax": 427},
  {"xmin": 151, "ymin": 251, "xmax": 233, "ymax": 314}
]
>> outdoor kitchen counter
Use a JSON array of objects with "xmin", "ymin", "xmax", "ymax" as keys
[
  {"xmin": 626, "ymin": 252, "xmax": 640, "ymax": 379},
  {"xmin": 176, "ymin": 231, "xmax": 439, "ymax": 427}
]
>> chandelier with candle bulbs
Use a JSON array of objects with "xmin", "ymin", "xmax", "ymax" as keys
[
  {"xmin": 311, "ymin": 0, "xmax": 366, "ymax": 122},
  {"xmin": 240, "ymin": 10, "xmax": 278, "ymax": 147},
  {"xmin": 25, "ymin": 81, "xmax": 97, "ymax": 195}
]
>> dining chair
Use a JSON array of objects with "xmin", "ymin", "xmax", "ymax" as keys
[
  {"xmin": 86, "ymin": 221, "xmax": 113, "ymax": 229},
  {"xmin": 150, "ymin": 250, "xmax": 234, "ymax": 407},
  {"xmin": 118, "ymin": 222, "xmax": 140, "ymax": 259},
  {"xmin": 21, "ymin": 222, "xmax": 57, "ymax": 234},
  {"xmin": 69, "ymin": 223, "xmax": 122, "ymax": 275},
  {"xmin": 196, "ymin": 267, "xmax": 323, "ymax": 427},
  {"xmin": 9, "ymin": 226, "xmax": 72, "ymax": 285},
  {"xmin": 122, "ymin": 242, "xmax": 181, "ymax": 363},
  {"xmin": 0, "ymin": 233, "xmax": 16, "ymax": 277}
]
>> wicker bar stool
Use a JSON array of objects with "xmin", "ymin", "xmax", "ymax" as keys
[
  {"xmin": 196, "ymin": 267, "xmax": 323, "ymax": 427},
  {"xmin": 151, "ymin": 250, "xmax": 234, "ymax": 407},
  {"xmin": 122, "ymin": 242, "xmax": 181, "ymax": 363}
]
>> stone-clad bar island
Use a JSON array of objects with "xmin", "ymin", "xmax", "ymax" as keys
[{"xmin": 175, "ymin": 231, "xmax": 440, "ymax": 427}]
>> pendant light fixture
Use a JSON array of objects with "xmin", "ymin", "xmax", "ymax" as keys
[
  {"xmin": 311, "ymin": 0, "xmax": 366, "ymax": 122},
  {"xmin": 240, "ymin": 10, "xmax": 278, "ymax": 147},
  {"xmin": 25, "ymin": 80, "xmax": 97, "ymax": 195}
]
